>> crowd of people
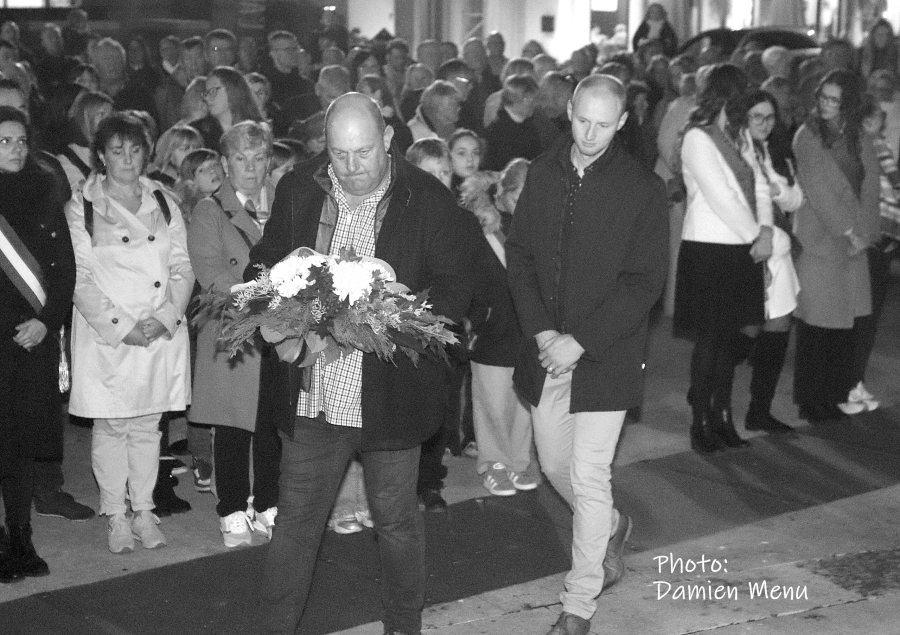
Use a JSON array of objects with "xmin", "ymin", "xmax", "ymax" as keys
[{"xmin": 1, "ymin": 3, "xmax": 899, "ymax": 635}]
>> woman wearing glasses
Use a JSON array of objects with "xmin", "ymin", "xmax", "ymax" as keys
[
  {"xmin": 737, "ymin": 90, "xmax": 802, "ymax": 433},
  {"xmin": 791, "ymin": 70, "xmax": 880, "ymax": 422},
  {"xmin": 190, "ymin": 66, "xmax": 262, "ymax": 150}
]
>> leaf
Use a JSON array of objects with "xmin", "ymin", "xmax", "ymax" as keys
[
  {"xmin": 260, "ymin": 325, "xmax": 287, "ymax": 344},
  {"xmin": 275, "ymin": 338, "xmax": 304, "ymax": 363}
]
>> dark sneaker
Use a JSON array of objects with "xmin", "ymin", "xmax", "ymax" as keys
[
  {"xmin": 34, "ymin": 490, "xmax": 95, "ymax": 521},
  {"xmin": 418, "ymin": 488, "xmax": 448, "ymax": 513},
  {"xmin": 192, "ymin": 457, "xmax": 213, "ymax": 492},
  {"xmin": 602, "ymin": 513, "xmax": 632, "ymax": 591},
  {"xmin": 153, "ymin": 475, "xmax": 192, "ymax": 517}
]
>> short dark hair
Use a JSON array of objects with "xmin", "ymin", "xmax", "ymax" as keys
[
  {"xmin": 387, "ymin": 38, "xmax": 409, "ymax": 55},
  {"xmin": 179, "ymin": 148, "xmax": 219, "ymax": 181},
  {"xmin": 406, "ymin": 137, "xmax": 450, "ymax": 165},
  {"xmin": 204, "ymin": 29, "xmax": 236, "ymax": 48},
  {"xmin": 92, "ymin": 112, "xmax": 152, "ymax": 174},
  {"xmin": 182, "ymin": 36, "xmax": 204, "ymax": 51},
  {"xmin": 437, "ymin": 59, "xmax": 474, "ymax": 82},
  {"xmin": 0, "ymin": 105, "xmax": 30, "ymax": 156}
]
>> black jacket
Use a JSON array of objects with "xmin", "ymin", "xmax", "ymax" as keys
[
  {"xmin": 246, "ymin": 151, "xmax": 474, "ymax": 450},
  {"xmin": 483, "ymin": 108, "xmax": 543, "ymax": 172},
  {"xmin": 506, "ymin": 135, "xmax": 669, "ymax": 411}
]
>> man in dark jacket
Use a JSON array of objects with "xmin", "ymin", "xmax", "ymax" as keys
[
  {"xmin": 506, "ymin": 75, "xmax": 668, "ymax": 635},
  {"xmin": 249, "ymin": 93, "xmax": 472, "ymax": 635}
]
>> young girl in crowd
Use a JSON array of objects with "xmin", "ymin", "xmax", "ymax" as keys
[
  {"xmin": 448, "ymin": 128, "xmax": 483, "ymax": 195},
  {"xmin": 177, "ymin": 148, "xmax": 225, "ymax": 223}
]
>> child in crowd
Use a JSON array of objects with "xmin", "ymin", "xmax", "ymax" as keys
[
  {"xmin": 178, "ymin": 148, "xmax": 225, "ymax": 224},
  {"xmin": 448, "ymin": 129, "xmax": 484, "ymax": 195},
  {"xmin": 269, "ymin": 140, "xmax": 300, "ymax": 188},
  {"xmin": 406, "ymin": 137, "xmax": 453, "ymax": 188},
  {"xmin": 149, "ymin": 124, "xmax": 203, "ymax": 189}
]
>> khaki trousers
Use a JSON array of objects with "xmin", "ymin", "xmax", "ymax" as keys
[{"xmin": 92, "ymin": 413, "xmax": 162, "ymax": 516}]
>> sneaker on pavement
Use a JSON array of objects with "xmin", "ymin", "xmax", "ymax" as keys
[
  {"xmin": 131, "ymin": 511, "xmax": 166, "ymax": 549},
  {"xmin": 34, "ymin": 490, "xmax": 95, "ymax": 521},
  {"xmin": 251, "ymin": 507, "xmax": 278, "ymax": 540},
  {"xmin": 418, "ymin": 488, "xmax": 448, "ymax": 512},
  {"xmin": 837, "ymin": 400, "xmax": 867, "ymax": 415},
  {"xmin": 220, "ymin": 510, "xmax": 253, "ymax": 547},
  {"xmin": 483, "ymin": 463, "xmax": 516, "ymax": 496},
  {"xmin": 602, "ymin": 512, "xmax": 632, "ymax": 591},
  {"xmin": 508, "ymin": 470, "xmax": 538, "ymax": 491},
  {"xmin": 545, "ymin": 611, "xmax": 590, "ymax": 635},
  {"xmin": 848, "ymin": 381, "xmax": 880, "ymax": 411},
  {"xmin": 107, "ymin": 514, "xmax": 134, "ymax": 554},
  {"xmin": 329, "ymin": 515, "xmax": 364, "ymax": 534},
  {"xmin": 355, "ymin": 509, "xmax": 374, "ymax": 528},
  {"xmin": 192, "ymin": 457, "xmax": 213, "ymax": 493},
  {"xmin": 160, "ymin": 454, "xmax": 188, "ymax": 475},
  {"xmin": 462, "ymin": 441, "xmax": 478, "ymax": 458}
]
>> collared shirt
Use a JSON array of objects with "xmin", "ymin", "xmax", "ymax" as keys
[
  {"xmin": 297, "ymin": 162, "xmax": 393, "ymax": 427},
  {"xmin": 234, "ymin": 187, "xmax": 269, "ymax": 233}
]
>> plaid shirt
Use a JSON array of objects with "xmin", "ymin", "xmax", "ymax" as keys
[{"xmin": 297, "ymin": 163, "xmax": 392, "ymax": 427}]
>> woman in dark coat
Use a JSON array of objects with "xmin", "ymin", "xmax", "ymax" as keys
[
  {"xmin": 0, "ymin": 106, "xmax": 76, "ymax": 582},
  {"xmin": 632, "ymin": 3, "xmax": 679, "ymax": 59}
]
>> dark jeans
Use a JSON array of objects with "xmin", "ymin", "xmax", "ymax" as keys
[
  {"xmin": 214, "ymin": 422, "xmax": 281, "ymax": 517},
  {"xmin": 262, "ymin": 415, "xmax": 424, "ymax": 635}
]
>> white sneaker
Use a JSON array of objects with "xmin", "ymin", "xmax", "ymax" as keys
[
  {"xmin": 251, "ymin": 506, "xmax": 278, "ymax": 540},
  {"xmin": 508, "ymin": 471, "xmax": 538, "ymax": 491},
  {"xmin": 131, "ymin": 511, "xmax": 166, "ymax": 549},
  {"xmin": 837, "ymin": 401, "xmax": 867, "ymax": 415},
  {"xmin": 355, "ymin": 509, "xmax": 374, "ymax": 528},
  {"xmin": 220, "ymin": 510, "xmax": 253, "ymax": 548},
  {"xmin": 108, "ymin": 513, "xmax": 134, "ymax": 554},
  {"xmin": 848, "ymin": 382, "xmax": 880, "ymax": 411}
]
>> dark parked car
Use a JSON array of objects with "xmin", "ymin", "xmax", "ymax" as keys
[{"xmin": 678, "ymin": 27, "xmax": 818, "ymax": 59}]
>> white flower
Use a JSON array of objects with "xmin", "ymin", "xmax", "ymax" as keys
[
  {"xmin": 269, "ymin": 253, "xmax": 326, "ymax": 298},
  {"xmin": 329, "ymin": 259, "xmax": 376, "ymax": 304}
]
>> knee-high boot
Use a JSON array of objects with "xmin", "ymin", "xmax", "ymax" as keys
[
  {"xmin": 746, "ymin": 331, "xmax": 794, "ymax": 433},
  {"xmin": 688, "ymin": 336, "xmax": 723, "ymax": 454},
  {"xmin": 710, "ymin": 333, "xmax": 751, "ymax": 448}
]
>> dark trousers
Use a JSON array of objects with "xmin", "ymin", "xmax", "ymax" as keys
[
  {"xmin": 214, "ymin": 422, "xmax": 281, "ymax": 517},
  {"xmin": 794, "ymin": 319, "xmax": 856, "ymax": 408},
  {"xmin": 418, "ymin": 361, "xmax": 466, "ymax": 492},
  {"xmin": 852, "ymin": 246, "xmax": 894, "ymax": 384},
  {"xmin": 2, "ymin": 458, "xmax": 34, "ymax": 525},
  {"xmin": 263, "ymin": 416, "xmax": 424, "ymax": 635}
]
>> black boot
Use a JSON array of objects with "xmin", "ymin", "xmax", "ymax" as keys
[
  {"xmin": 0, "ymin": 526, "xmax": 24, "ymax": 584},
  {"xmin": 710, "ymin": 335, "xmax": 750, "ymax": 448},
  {"xmin": 710, "ymin": 405, "xmax": 750, "ymax": 448},
  {"xmin": 688, "ymin": 388, "xmax": 723, "ymax": 454},
  {"xmin": 746, "ymin": 331, "xmax": 794, "ymax": 433},
  {"xmin": 4, "ymin": 523, "xmax": 49, "ymax": 579},
  {"xmin": 152, "ymin": 462, "xmax": 191, "ymax": 518}
]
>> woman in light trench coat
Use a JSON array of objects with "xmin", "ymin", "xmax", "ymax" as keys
[{"xmin": 66, "ymin": 113, "xmax": 194, "ymax": 554}]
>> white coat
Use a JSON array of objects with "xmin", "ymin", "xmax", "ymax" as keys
[{"xmin": 66, "ymin": 173, "xmax": 194, "ymax": 418}]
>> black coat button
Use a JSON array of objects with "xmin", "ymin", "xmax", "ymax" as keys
[
  {"xmin": 122, "ymin": 236, "xmax": 129, "ymax": 243},
  {"xmin": 154, "ymin": 281, "xmax": 161, "ymax": 288},
  {"xmin": 112, "ymin": 318, "xmax": 119, "ymax": 324},
  {"xmin": 148, "ymin": 235, "xmax": 155, "ymax": 241},
  {"xmin": 176, "ymin": 319, "xmax": 182, "ymax": 326},
  {"xmin": 230, "ymin": 258, "xmax": 238, "ymax": 265}
]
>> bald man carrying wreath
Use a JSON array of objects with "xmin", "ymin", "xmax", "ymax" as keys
[
  {"xmin": 248, "ymin": 93, "xmax": 474, "ymax": 635},
  {"xmin": 506, "ymin": 75, "xmax": 669, "ymax": 635}
]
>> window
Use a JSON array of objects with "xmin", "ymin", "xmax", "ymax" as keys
[{"xmin": 463, "ymin": 0, "xmax": 483, "ymax": 41}]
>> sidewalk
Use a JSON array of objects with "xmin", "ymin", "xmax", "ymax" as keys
[{"xmin": 2, "ymin": 280, "xmax": 900, "ymax": 634}]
